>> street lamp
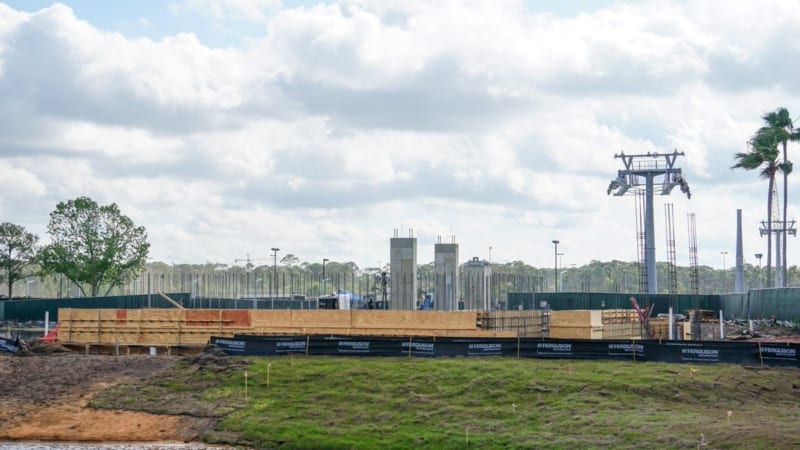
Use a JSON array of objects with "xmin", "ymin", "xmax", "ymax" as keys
[
  {"xmin": 25, "ymin": 279, "xmax": 36, "ymax": 298},
  {"xmin": 271, "ymin": 248, "xmax": 280, "ymax": 309},
  {"xmin": 755, "ymin": 253, "xmax": 763, "ymax": 289},
  {"xmin": 552, "ymin": 240, "xmax": 560, "ymax": 292},
  {"xmin": 322, "ymin": 258, "xmax": 329, "ymax": 296},
  {"xmin": 720, "ymin": 251, "xmax": 728, "ymax": 293}
]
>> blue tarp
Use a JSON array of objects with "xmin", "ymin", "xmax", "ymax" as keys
[{"xmin": 0, "ymin": 336, "xmax": 19, "ymax": 354}]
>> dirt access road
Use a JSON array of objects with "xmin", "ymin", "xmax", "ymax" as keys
[{"xmin": 0, "ymin": 353, "xmax": 215, "ymax": 443}]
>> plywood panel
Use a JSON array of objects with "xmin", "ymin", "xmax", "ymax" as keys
[
  {"xmin": 411, "ymin": 311, "xmax": 478, "ymax": 329},
  {"xmin": 551, "ymin": 310, "xmax": 596, "ymax": 328},
  {"xmin": 351, "ymin": 311, "xmax": 411, "ymax": 329},
  {"xmin": 549, "ymin": 327, "xmax": 598, "ymax": 339},
  {"xmin": 291, "ymin": 310, "xmax": 352, "ymax": 328},
  {"xmin": 221, "ymin": 310, "xmax": 251, "ymax": 327},
  {"xmin": 251, "ymin": 310, "xmax": 294, "ymax": 327},
  {"xmin": 185, "ymin": 310, "xmax": 223, "ymax": 327}
]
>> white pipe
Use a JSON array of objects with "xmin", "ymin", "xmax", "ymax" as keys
[
  {"xmin": 668, "ymin": 306, "xmax": 674, "ymax": 340},
  {"xmin": 44, "ymin": 311, "xmax": 49, "ymax": 338},
  {"xmin": 719, "ymin": 310, "xmax": 725, "ymax": 340}
]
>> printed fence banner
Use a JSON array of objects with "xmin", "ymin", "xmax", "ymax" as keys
[
  {"xmin": 650, "ymin": 341, "xmax": 754, "ymax": 365},
  {"xmin": 756, "ymin": 343, "xmax": 800, "ymax": 367},
  {"xmin": 208, "ymin": 335, "xmax": 800, "ymax": 367},
  {"xmin": 431, "ymin": 338, "xmax": 519, "ymax": 357},
  {"xmin": 211, "ymin": 335, "xmax": 307, "ymax": 355},
  {"xmin": 308, "ymin": 335, "xmax": 407, "ymax": 357},
  {"xmin": 402, "ymin": 338, "xmax": 436, "ymax": 357},
  {"xmin": 518, "ymin": 339, "xmax": 647, "ymax": 361}
]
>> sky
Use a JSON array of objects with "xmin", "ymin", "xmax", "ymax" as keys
[{"xmin": 0, "ymin": 0, "xmax": 799, "ymax": 271}]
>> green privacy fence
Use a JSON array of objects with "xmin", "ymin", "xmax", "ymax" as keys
[
  {"xmin": 730, "ymin": 288, "xmax": 800, "ymax": 320},
  {"xmin": 0, "ymin": 293, "xmax": 191, "ymax": 322},
  {"xmin": 509, "ymin": 290, "xmax": 799, "ymax": 320},
  {"xmin": 508, "ymin": 292, "xmax": 722, "ymax": 315}
]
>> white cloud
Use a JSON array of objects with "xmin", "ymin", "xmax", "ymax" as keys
[
  {"xmin": 172, "ymin": 0, "xmax": 281, "ymax": 23},
  {"xmin": 0, "ymin": 0, "xmax": 799, "ymax": 272}
]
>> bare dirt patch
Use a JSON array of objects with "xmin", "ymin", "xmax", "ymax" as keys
[{"xmin": 0, "ymin": 353, "xmax": 215, "ymax": 443}]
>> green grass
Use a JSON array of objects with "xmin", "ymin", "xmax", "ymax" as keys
[
  {"xmin": 93, "ymin": 355, "xmax": 800, "ymax": 449},
  {"xmin": 202, "ymin": 357, "xmax": 800, "ymax": 449}
]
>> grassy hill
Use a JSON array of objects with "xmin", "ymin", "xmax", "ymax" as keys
[{"xmin": 93, "ymin": 355, "xmax": 800, "ymax": 449}]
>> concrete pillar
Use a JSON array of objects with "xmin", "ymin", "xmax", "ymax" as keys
[
  {"xmin": 390, "ymin": 237, "xmax": 417, "ymax": 310},
  {"xmin": 463, "ymin": 257, "xmax": 492, "ymax": 310},
  {"xmin": 434, "ymin": 243, "xmax": 459, "ymax": 311}
]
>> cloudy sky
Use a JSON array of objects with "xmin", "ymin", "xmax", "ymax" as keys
[{"xmin": 0, "ymin": 0, "xmax": 798, "ymax": 271}]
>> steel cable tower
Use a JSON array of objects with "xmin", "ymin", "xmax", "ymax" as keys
[
  {"xmin": 607, "ymin": 150, "xmax": 691, "ymax": 294},
  {"xmin": 759, "ymin": 182, "xmax": 796, "ymax": 287}
]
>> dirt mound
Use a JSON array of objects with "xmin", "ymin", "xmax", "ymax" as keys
[
  {"xmin": 16, "ymin": 338, "xmax": 73, "ymax": 356},
  {"xmin": 186, "ymin": 344, "xmax": 249, "ymax": 372}
]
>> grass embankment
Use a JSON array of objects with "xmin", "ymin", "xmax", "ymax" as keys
[{"xmin": 94, "ymin": 355, "xmax": 800, "ymax": 449}]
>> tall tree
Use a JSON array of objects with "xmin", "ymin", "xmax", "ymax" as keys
[
  {"xmin": 0, "ymin": 223, "xmax": 39, "ymax": 299},
  {"xmin": 732, "ymin": 130, "xmax": 782, "ymax": 287},
  {"xmin": 280, "ymin": 254, "xmax": 300, "ymax": 267},
  {"xmin": 39, "ymin": 197, "xmax": 150, "ymax": 297},
  {"xmin": 759, "ymin": 108, "xmax": 799, "ymax": 286}
]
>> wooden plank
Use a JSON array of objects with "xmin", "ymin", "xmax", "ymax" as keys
[
  {"xmin": 221, "ymin": 310, "xmax": 251, "ymax": 327},
  {"xmin": 549, "ymin": 326, "xmax": 595, "ymax": 339},
  {"xmin": 291, "ymin": 310, "xmax": 353, "ymax": 328},
  {"xmin": 185, "ymin": 309, "xmax": 223, "ymax": 327},
  {"xmin": 550, "ymin": 310, "xmax": 593, "ymax": 328},
  {"xmin": 251, "ymin": 310, "xmax": 293, "ymax": 327}
]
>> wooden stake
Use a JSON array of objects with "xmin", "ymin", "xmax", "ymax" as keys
[{"xmin": 244, "ymin": 370, "xmax": 248, "ymax": 398}]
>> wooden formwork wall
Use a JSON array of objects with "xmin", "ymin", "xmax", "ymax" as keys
[
  {"xmin": 477, "ymin": 310, "xmax": 549, "ymax": 338},
  {"xmin": 550, "ymin": 309, "xmax": 642, "ymax": 340},
  {"xmin": 650, "ymin": 319, "xmax": 684, "ymax": 340},
  {"xmin": 58, "ymin": 308, "xmax": 517, "ymax": 346}
]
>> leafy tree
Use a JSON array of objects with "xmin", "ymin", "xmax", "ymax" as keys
[
  {"xmin": 0, "ymin": 222, "xmax": 39, "ymax": 299},
  {"xmin": 280, "ymin": 254, "xmax": 300, "ymax": 267},
  {"xmin": 759, "ymin": 108, "xmax": 800, "ymax": 286},
  {"xmin": 39, "ymin": 197, "xmax": 150, "ymax": 297},
  {"xmin": 732, "ymin": 129, "xmax": 783, "ymax": 287}
]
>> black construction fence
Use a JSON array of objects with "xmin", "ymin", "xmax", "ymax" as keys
[{"xmin": 210, "ymin": 335, "xmax": 800, "ymax": 367}]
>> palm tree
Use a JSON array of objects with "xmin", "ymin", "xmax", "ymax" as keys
[
  {"xmin": 732, "ymin": 130, "xmax": 781, "ymax": 287},
  {"xmin": 759, "ymin": 108, "xmax": 799, "ymax": 286}
]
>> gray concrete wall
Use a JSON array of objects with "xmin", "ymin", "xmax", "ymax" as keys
[
  {"xmin": 390, "ymin": 237, "xmax": 417, "ymax": 310},
  {"xmin": 434, "ymin": 243, "xmax": 459, "ymax": 311}
]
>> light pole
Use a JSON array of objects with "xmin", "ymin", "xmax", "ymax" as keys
[
  {"xmin": 755, "ymin": 253, "xmax": 763, "ymax": 289},
  {"xmin": 322, "ymin": 258, "xmax": 329, "ymax": 296},
  {"xmin": 25, "ymin": 279, "xmax": 36, "ymax": 298},
  {"xmin": 488, "ymin": 246, "xmax": 492, "ymax": 264},
  {"xmin": 271, "ymin": 248, "xmax": 280, "ymax": 309},
  {"xmin": 720, "ymin": 251, "xmax": 728, "ymax": 293},
  {"xmin": 552, "ymin": 240, "xmax": 560, "ymax": 292}
]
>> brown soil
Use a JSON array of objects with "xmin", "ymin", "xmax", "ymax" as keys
[{"xmin": 0, "ymin": 353, "xmax": 215, "ymax": 443}]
